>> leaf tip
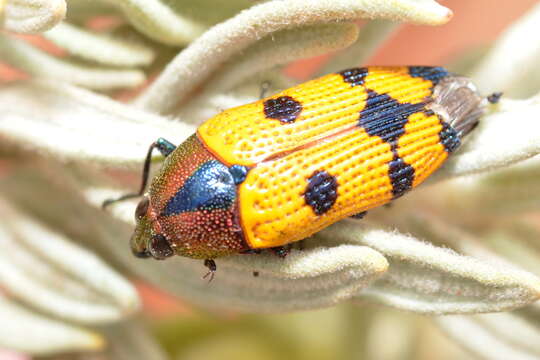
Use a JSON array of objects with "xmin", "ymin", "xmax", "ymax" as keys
[{"xmin": 54, "ymin": 0, "xmax": 67, "ymax": 24}]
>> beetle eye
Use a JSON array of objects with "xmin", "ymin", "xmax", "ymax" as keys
[
  {"xmin": 149, "ymin": 234, "xmax": 174, "ymax": 259},
  {"xmin": 135, "ymin": 197, "xmax": 150, "ymax": 220}
]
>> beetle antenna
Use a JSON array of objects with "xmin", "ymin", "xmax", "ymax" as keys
[{"xmin": 102, "ymin": 138, "xmax": 177, "ymax": 209}]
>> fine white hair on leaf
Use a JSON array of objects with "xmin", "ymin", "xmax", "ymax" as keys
[
  {"xmin": 0, "ymin": 296, "xmax": 105, "ymax": 355},
  {"xmin": 128, "ymin": 245, "xmax": 388, "ymax": 313},
  {"xmin": 179, "ymin": 69, "xmax": 297, "ymax": 124},
  {"xmin": 179, "ymin": 22, "xmax": 360, "ymax": 123},
  {"xmin": 213, "ymin": 22, "xmax": 360, "ymax": 93},
  {"xmin": 135, "ymin": 0, "xmax": 452, "ymax": 114},
  {"xmin": 0, "ymin": 79, "xmax": 195, "ymax": 169},
  {"xmin": 43, "ymin": 22, "xmax": 155, "ymax": 67},
  {"xmin": 319, "ymin": 222, "xmax": 540, "ymax": 314},
  {"xmin": 105, "ymin": 0, "xmax": 206, "ymax": 45},
  {"xmin": 82, "ymin": 187, "xmax": 392, "ymax": 313},
  {"xmin": 432, "ymin": 96, "xmax": 540, "ymax": 180},
  {"xmin": 436, "ymin": 312, "xmax": 540, "ymax": 360},
  {"xmin": 316, "ymin": 20, "xmax": 398, "ymax": 76},
  {"xmin": 0, "ymin": 34, "xmax": 145, "ymax": 90},
  {"xmin": 0, "ymin": 199, "xmax": 140, "ymax": 324},
  {"xmin": 4, "ymin": 0, "xmax": 66, "ymax": 33}
]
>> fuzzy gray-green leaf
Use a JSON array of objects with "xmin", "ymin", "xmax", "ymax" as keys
[{"xmin": 319, "ymin": 222, "xmax": 540, "ymax": 314}]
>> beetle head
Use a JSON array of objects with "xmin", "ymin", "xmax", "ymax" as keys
[{"xmin": 130, "ymin": 196, "xmax": 173, "ymax": 260}]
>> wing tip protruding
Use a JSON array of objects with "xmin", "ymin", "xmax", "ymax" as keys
[{"xmin": 429, "ymin": 75, "xmax": 485, "ymax": 139}]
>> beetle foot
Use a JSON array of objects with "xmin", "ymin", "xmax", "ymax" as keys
[
  {"xmin": 203, "ymin": 259, "xmax": 217, "ymax": 282},
  {"xmin": 240, "ymin": 249, "xmax": 262, "ymax": 255},
  {"xmin": 487, "ymin": 92, "xmax": 503, "ymax": 104},
  {"xmin": 259, "ymin": 80, "xmax": 271, "ymax": 99},
  {"xmin": 350, "ymin": 211, "xmax": 367, "ymax": 219},
  {"xmin": 270, "ymin": 245, "xmax": 291, "ymax": 258}
]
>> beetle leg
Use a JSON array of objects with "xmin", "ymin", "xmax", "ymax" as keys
[
  {"xmin": 135, "ymin": 138, "xmax": 177, "ymax": 196},
  {"xmin": 270, "ymin": 245, "xmax": 291, "ymax": 258},
  {"xmin": 102, "ymin": 138, "xmax": 177, "ymax": 208},
  {"xmin": 259, "ymin": 81, "xmax": 271, "ymax": 99},
  {"xmin": 350, "ymin": 211, "xmax": 367, "ymax": 219},
  {"xmin": 203, "ymin": 259, "xmax": 217, "ymax": 282},
  {"xmin": 487, "ymin": 92, "xmax": 503, "ymax": 104},
  {"xmin": 240, "ymin": 249, "xmax": 262, "ymax": 255}
]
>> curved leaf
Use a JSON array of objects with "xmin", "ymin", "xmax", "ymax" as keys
[
  {"xmin": 437, "ymin": 312, "xmax": 540, "ymax": 360},
  {"xmin": 0, "ymin": 200, "xmax": 140, "ymax": 324},
  {"xmin": 4, "ymin": 0, "xmax": 65, "ymax": 33},
  {"xmin": 0, "ymin": 79, "xmax": 195, "ymax": 168},
  {"xmin": 135, "ymin": 0, "xmax": 451, "ymax": 113},
  {"xmin": 44, "ymin": 22, "xmax": 155, "ymax": 67},
  {"xmin": 0, "ymin": 296, "xmax": 104, "ymax": 355},
  {"xmin": 319, "ymin": 222, "xmax": 540, "ymax": 314},
  {"xmin": 0, "ymin": 34, "xmax": 145, "ymax": 89}
]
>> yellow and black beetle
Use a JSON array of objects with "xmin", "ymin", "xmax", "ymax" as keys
[{"xmin": 106, "ymin": 66, "xmax": 499, "ymax": 278}]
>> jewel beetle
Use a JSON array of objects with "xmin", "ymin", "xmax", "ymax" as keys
[{"xmin": 106, "ymin": 66, "xmax": 500, "ymax": 278}]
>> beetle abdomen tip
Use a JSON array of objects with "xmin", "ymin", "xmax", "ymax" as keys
[{"xmin": 430, "ymin": 76, "xmax": 484, "ymax": 139}]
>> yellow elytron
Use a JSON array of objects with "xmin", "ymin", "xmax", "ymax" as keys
[
  {"xmin": 198, "ymin": 66, "xmax": 485, "ymax": 249},
  {"xmin": 126, "ymin": 65, "xmax": 489, "ymax": 275}
]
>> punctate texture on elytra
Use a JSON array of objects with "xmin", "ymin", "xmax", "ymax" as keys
[{"xmin": 131, "ymin": 66, "xmax": 486, "ymax": 260}]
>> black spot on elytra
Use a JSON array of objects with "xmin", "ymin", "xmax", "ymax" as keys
[
  {"xmin": 427, "ymin": 108, "xmax": 461, "ymax": 154},
  {"xmin": 263, "ymin": 96, "xmax": 302, "ymax": 123},
  {"xmin": 388, "ymin": 155, "xmax": 415, "ymax": 199},
  {"xmin": 359, "ymin": 90, "xmax": 424, "ymax": 144},
  {"xmin": 339, "ymin": 67, "xmax": 368, "ymax": 87},
  {"xmin": 438, "ymin": 121, "xmax": 461, "ymax": 153},
  {"xmin": 426, "ymin": 108, "xmax": 460, "ymax": 153},
  {"xmin": 358, "ymin": 89, "xmax": 421, "ymax": 199},
  {"xmin": 408, "ymin": 66, "xmax": 449, "ymax": 86},
  {"xmin": 304, "ymin": 170, "xmax": 338, "ymax": 215}
]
